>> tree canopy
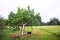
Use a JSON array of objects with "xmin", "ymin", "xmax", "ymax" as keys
[{"xmin": 8, "ymin": 6, "xmax": 41, "ymax": 27}]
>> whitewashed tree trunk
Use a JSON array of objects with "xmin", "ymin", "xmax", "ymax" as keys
[{"xmin": 21, "ymin": 23, "xmax": 26, "ymax": 35}]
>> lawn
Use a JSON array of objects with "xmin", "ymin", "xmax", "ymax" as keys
[{"xmin": 2, "ymin": 26, "xmax": 60, "ymax": 40}]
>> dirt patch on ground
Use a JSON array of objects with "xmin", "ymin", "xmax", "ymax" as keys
[{"xmin": 33, "ymin": 28, "xmax": 40, "ymax": 34}]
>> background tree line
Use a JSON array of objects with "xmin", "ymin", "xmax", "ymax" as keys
[{"xmin": 41, "ymin": 18, "xmax": 60, "ymax": 26}]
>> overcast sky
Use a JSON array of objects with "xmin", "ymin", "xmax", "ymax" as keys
[{"xmin": 0, "ymin": 0, "xmax": 60, "ymax": 22}]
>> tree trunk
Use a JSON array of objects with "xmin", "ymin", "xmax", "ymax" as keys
[{"xmin": 21, "ymin": 23, "xmax": 26, "ymax": 35}]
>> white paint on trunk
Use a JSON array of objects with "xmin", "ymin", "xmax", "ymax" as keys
[{"xmin": 21, "ymin": 23, "xmax": 26, "ymax": 35}]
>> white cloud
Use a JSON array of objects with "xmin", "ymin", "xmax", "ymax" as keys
[{"xmin": 0, "ymin": 0, "xmax": 60, "ymax": 22}]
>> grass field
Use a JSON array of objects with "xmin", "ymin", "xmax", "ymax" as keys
[{"xmin": 3, "ymin": 26, "xmax": 60, "ymax": 40}]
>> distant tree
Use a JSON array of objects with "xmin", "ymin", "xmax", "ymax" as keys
[
  {"xmin": 47, "ymin": 18, "xmax": 60, "ymax": 25},
  {"xmin": 41, "ymin": 22, "xmax": 46, "ymax": 26},
  {"xmin": 34, "ymin": 12, "xmax": 41, "ymax": 26},
  {"xmin": 8, "ymin": 11, "xmax": 16, "ymax": 26},
  {"xmin": 0, "ymin": 16, "xmax": 6, "ymax": 40},
  {"xmin": 4, "ymin": 19, "xmax": 9, "ymax": 26},
  {"xmin": 0, "ymin": 16, "xmax": 6, "ymax": 30},
  {"xmin": 8, "ymin": 11, "xmax": 20, "ymax": 30}
]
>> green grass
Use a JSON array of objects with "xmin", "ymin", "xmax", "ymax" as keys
[{"xmin": 2, "ymin": 26, "xmax": 60, "ymax": 40}]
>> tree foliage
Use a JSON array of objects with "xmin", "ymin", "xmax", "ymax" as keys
[{"xmin": 8, "ymin": 6, "xmax": 41, "ymax": 27}]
